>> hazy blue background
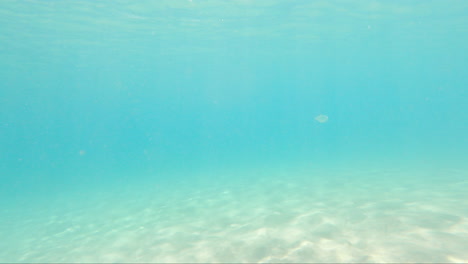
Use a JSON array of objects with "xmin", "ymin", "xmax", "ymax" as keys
[{"xmin": 0, "ymin": 0, "xmax": 467, "ymax": 197}]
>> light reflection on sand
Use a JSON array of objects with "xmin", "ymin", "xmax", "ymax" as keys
[{"xmin": 0, "ymin": 167, "xmax": 467, "ymax": 263}]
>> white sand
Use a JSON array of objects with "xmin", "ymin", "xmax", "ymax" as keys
[{"xmin": 1, "ymin": 166, "xmax": 467, "ymax": 263}]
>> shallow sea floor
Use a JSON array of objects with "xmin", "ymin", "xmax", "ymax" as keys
[{"xmin": 1, "ymin": 165, "xmax": 467, "ymax": 263}]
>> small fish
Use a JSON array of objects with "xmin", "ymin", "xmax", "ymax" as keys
[{"xmin": 315, "ymin": 114, "xmax": 328, "ymax": 123}]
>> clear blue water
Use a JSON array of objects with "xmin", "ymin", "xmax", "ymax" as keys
[{"xmin": 1, "ymin": 1, "xmax": 467, "ymax": 262}]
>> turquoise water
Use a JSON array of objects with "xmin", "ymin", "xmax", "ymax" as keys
[{"xmin": 1, "ymin": 0, "xmax": 467, "ymax": 262}]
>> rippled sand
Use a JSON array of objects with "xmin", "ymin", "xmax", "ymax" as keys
[{"xmin": 1, "ymin": 166, "xmax": 467, "ymax": 263}]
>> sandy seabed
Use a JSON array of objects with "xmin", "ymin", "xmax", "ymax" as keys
[{"xmin": 1, "ymin": 166, "xmax": 467, "ymax": 263}]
